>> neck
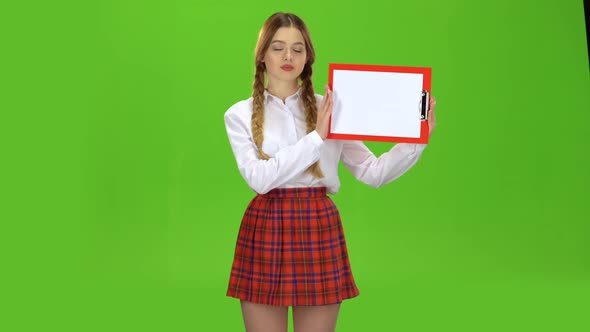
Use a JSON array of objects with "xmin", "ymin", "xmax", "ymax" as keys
[{"xmin": 266, "ymin": 80, "xmax": 299, "ymax": 103}]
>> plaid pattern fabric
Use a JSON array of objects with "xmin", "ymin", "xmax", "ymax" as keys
[{"xmin": 226, "ymin": 187, "xmax": 360, "ymax": 306}]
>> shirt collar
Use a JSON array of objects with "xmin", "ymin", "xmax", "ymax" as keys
[{"xmin": 263, "ymin": 87, "xmax": 302, "ymax": 104}]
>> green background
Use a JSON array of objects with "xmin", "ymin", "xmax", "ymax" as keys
[{"xmin": 2, "ymin": 0, "xmax": 588, "ymax": 331}]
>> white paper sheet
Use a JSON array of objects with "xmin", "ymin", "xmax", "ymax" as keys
[{"xmin": 330, "ymin": 69, "xmax": 424, "ymax": 138}]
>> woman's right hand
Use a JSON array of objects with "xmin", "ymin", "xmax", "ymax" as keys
[{"xmin": 316, "ymin": 85, "xmax": 333, "ymax": 140}]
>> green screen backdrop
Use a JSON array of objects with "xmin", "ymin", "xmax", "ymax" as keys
[{"xmin": 2, "ymin": 0, "xmax": 588, "ymax": 331}]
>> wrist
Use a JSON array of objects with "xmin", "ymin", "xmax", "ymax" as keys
[{"xmin": 313, "ymin": 129, "xmax": 326, "ymax": 140}]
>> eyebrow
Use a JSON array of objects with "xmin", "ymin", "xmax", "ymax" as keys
[{"xmin": 270, "ymin": 40, "xmax": 305, "ymax": 46}]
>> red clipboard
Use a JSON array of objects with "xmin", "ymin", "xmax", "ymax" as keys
[{"xmin": 327, "ymin": 63, "xmax": 432, "ymax": 144}]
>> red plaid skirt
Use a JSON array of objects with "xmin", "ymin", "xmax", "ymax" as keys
[{"xmin": 226, "ymin": 187, "xmax": 359, "ymax": 306}]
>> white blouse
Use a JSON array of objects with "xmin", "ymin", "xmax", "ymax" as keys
[{"xmin": 224, "ymin": 88, "xmax": 427, "ymax": 195}]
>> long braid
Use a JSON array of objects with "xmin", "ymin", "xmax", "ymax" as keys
[
  {"xmin": 300, "ymin": 64, "xmax": 324, "ymax": 178},
  {"xmin": 250, "ymin": 12, "xmax": 323, "ymax": 178},
  {"xmin": 251, "ymin": 63, "xmax": 270, "ymax": 160}
]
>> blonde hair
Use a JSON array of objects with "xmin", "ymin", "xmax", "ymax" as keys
[{"xmin": 251, "ymin": 12, "xmax": 323, "ymax": 178}]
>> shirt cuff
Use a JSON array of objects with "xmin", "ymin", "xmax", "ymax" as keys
[
  {"xmin": 308, "ymin": 130, "xmax": 324, "ymax": 145},
  {"xmin": 414, "ymin": 143, "xmax": 427, "ymax": 153},
  {"xmin": 398, "ymin": 143, "xmax": 427, "ymax": 155}
]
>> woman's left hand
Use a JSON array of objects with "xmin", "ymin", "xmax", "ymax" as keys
[{"xmin": 428, "ymin": 95, "xmax": 437, "ymax": 137}]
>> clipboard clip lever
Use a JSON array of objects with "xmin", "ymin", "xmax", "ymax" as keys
[{"xmin": 420, "ymin": 90, "xmax": 430, "ymax": 121}]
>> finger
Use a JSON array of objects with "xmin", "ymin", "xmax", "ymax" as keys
[
  {"xmin": 321, "ymin": 92, "xmax": 329, "ymax": 112},
  {"xmin": 322, "ymin": 96, "xmax": 329, "ymax": 112},
  {"xmin": 323, "ymin": 86, "xmax": 332, "ymax": 110}
]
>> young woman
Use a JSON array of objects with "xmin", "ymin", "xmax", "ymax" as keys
[{"xmin": 224, "ymin": 12, "xmax": 436, "ymax": 332}]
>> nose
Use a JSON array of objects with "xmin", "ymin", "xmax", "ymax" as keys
[{"xmin": 284, "ymin": 49, "xmax": 292, "ymax": 61}]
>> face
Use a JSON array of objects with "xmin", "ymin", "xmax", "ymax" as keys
[{"xmin": 262, "ymin": 27, "xmax": 307, "ymax": 84}]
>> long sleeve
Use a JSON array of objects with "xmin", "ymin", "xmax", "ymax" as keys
[
  {"xmin": 340, "ymin": 141, "xmax": 427, "ymax": 187},
  {"xmin": 224, "ymin": 109, "xmax": 324, "ymax": 194}
]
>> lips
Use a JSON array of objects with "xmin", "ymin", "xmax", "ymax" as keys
[{"xmin": 281, "ymin": 65, "xmax": 294, "ymax": 71}]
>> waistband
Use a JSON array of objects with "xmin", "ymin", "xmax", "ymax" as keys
[{"xmin": 258, "ymin": 187, "xmax": 327, "ymax": 198}]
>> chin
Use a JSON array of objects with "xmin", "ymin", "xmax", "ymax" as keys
[
  {"xmin": 278, "ymin": 73, "xmax": 300, "ymax": 82},
  {"xmin": 269, "ymin": 69, "xmax": 303, "ymax": 82}
]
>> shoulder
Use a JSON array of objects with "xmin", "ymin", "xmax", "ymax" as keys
[{"xmin": 224, "ymin": 97, "xmax": 253, "ymax": 121}]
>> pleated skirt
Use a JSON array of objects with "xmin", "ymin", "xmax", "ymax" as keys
[{"xmin": 226, "ymin": 187, "xmax": 359, "ymax": 306}]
